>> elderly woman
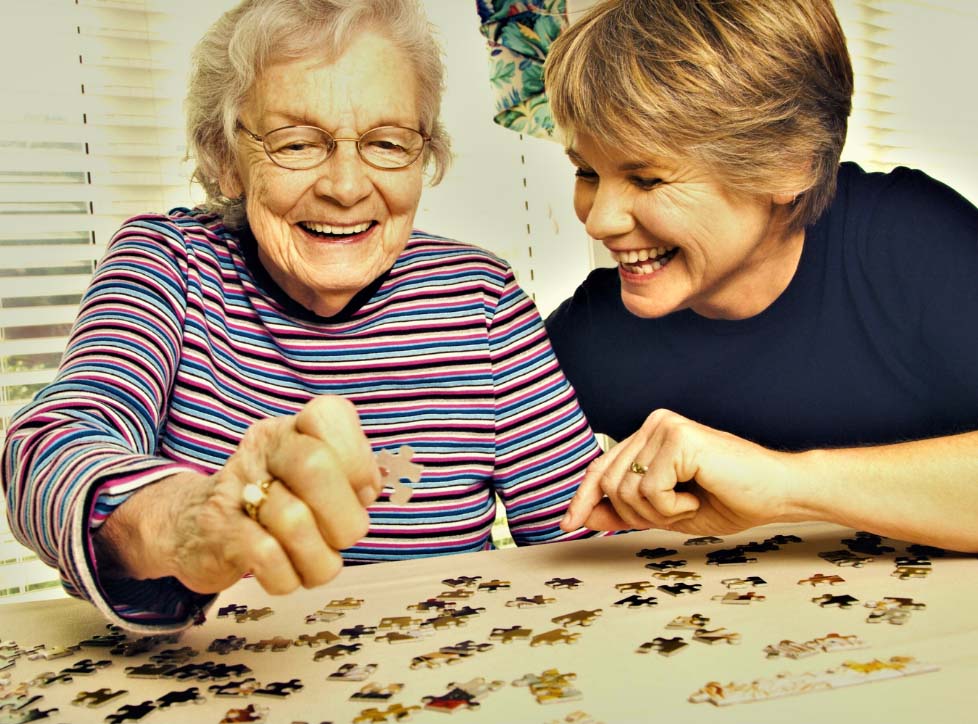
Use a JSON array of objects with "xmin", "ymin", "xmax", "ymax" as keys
[
  {"xmin": 545, "ymin": 0, "xmax": 978, "ymax": 550},
  {"xmin": 2, "ymin": 0, "xmax": 599, "ymax": 631}
]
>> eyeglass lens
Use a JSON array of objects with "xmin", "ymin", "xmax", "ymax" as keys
[{"xmin": 262, "ymin": 126, "xmax": 425, "ymax": 169}]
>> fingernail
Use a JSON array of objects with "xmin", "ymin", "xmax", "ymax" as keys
[{"xmin": 358, "ymin": 487, "xmax": 377, "ymax": 507}]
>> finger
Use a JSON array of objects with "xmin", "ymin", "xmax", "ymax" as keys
[
  {"xmin": 255, "ymin": 480, "xmax": 345, "ymax": 587},
  {"xmin": 295, "ymin": 396, "xmax": 380, "ymax": 500},
  {"xmin": 597, "ymin": 437, "xmax": 668, "ymax": 529},
  {"xmin": 560, "ymin": 454, "xmax": 613, "ymax": 531},
  {"xmin": 581, "ymin": 500, "xmax": 640, "ymax": 531},
  {"xmin": 265, "ymin": 432, "xmax": 371, "ymax": 549},
  {"xmin": 241, "ymin": 523, "xmax": 303, "ymax": 595},
  {"xmin": 641, "ymin": 440, "xmax": 702, "ymax": 518}
]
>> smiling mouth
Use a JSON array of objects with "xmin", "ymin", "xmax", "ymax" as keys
[
  {"xmin": 299, "ymin": 220, "xmax": 375, "ymax": 238},
  {"xmin": 611, "ymin": 246, "xmax": 679, "ymax": 275}
]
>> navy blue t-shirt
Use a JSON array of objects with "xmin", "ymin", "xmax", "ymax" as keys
[{"xmin": 546, "ymin": 163, "xmax": 978, "ymax": 449}]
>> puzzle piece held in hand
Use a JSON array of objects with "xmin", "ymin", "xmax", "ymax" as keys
[{"xmin": 376, "ymin": 445, "xmax": 422, "ymax": 504}]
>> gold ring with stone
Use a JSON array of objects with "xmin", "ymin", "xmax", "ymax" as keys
[
  {"xmin": 242, "ymin": 479, "xmax": 274, "ymax": 522},
  {"xmin": 629, "ymin": 461, "xmax": 649, "ymax": 475}
]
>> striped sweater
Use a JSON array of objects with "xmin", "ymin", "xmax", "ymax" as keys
[{"xmin": 2, "ymin": 209, "xmax": 601, "ymax": 632}]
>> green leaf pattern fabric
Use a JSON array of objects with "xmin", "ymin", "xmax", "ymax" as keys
[{"xmin": 477, "ymin": 0, "xmax": 567, "ymax": 139}]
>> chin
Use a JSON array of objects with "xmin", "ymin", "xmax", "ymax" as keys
[{"xmin": 621, "ymin": 293, "xmax": 675, "ymax": 319}]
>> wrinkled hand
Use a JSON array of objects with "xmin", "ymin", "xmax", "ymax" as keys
[
  {"xmin": 560, "ymin": 409, "xmax": 798, "ymax": 536},
  {"xmin": 163, "ymin": 396, "xmax": 381, "ymax": 595}
]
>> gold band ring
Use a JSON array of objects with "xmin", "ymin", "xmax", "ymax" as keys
[
  {"xmin": 629, "ymin": 461, "xmax": 649, "ymax": 475},
  {"xmin": 241, "ymin": 479, "xmax": 274, "ymax": 522}
]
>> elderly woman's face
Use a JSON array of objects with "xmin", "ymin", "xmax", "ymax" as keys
[
  {"xmin": 226, "ymin": 31, "xmax": 424, "ymax": 316},
  {"xmin": 568, "ymin": 132, "xmax": 803, "ymax": 320}
]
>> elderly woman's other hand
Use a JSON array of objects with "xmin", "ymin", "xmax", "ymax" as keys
[
  {"xmin": 560, "ymin": 409, "xmax": 801, "ymax": 536},
  {"xmin": 97, "ymin": 396, "xmax": 381, "ymax": 596}
]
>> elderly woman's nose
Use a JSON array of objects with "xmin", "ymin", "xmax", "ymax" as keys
[
  {"xmin": 314, "ymin": 145, "xmax": 372, "ymax": 205},
  {"xmin": 584, "ymin": 184, "xmax": 633, "ymax": 240}
]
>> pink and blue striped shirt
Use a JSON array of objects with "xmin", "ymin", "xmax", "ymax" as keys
[{"xmin": 2, "ymin": 209, "xmax": 601, "ymax": 631}]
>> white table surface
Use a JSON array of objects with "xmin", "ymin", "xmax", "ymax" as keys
[{"xmin": 2, "ymin": 521, "xmax": 976, "ymax": 723}]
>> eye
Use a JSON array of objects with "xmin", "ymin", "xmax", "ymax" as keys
[
  {"xmin": 366, "ymin": 139, "xmax": 407, "ymax": 152},
  {"xmin": 629, "ymin": 175, "xmax": 662, "ymax": 191},
  {"xmin": 574, "ymin": 167, "xmax": 598, "ymax": 182}
]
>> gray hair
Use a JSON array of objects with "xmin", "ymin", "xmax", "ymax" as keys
[{"xmin": 187, "ymin": 0, "xmax": 451, "ymax": 229}]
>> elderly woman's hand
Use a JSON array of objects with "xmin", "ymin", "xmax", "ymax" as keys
[
  {"xmin": 96, "ymin": 396, "xmax": 381, "ymax": 596},
  {"xmin": 559, "ymin": 409, "xmax": 801, "ymax": 536}
]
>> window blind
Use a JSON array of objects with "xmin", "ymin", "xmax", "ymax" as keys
[
  {"xmin": 0, "ymin": 0, "xmax": 220, "ymax": 432},
  {"xmin": 837, "ymin": 0, "xmax": 978, "ymax": 203},
  {"xmin": 0, "ymin": 0, "xmax": 228, "ymax": 599}
]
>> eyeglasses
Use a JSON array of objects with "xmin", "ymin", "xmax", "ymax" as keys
[{"xmin": 236, "ymin": 122, "xmax": 429, "ymax": 171}]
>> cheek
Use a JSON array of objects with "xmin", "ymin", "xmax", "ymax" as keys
[
  {"xmin": 384, "ymin": 172, "xmax": 423, "ymax": 218},
  {"xmin": 242, "ymin": 163, "xmax": 300, "ymax": 214}
]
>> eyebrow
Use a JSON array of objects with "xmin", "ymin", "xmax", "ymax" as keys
[
  {"xmin": 264, "ymin": 112, "xmax": 418, "ymax": 131},
  {"xmin": 565, "ymin": 148, "xmax": 661, "ymax": 173},
  {"xmin": 565, "ymin": 148, "xmax": 588, "ymax": 166}
]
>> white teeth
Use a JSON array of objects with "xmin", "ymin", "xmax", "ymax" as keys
[
  {"xmin": 304, "ymin": 221, "xmax": 371, "ymax": 235},
  {"xmin": 611, "ymin": 246, "xmax": 676, "ymax": 263}
]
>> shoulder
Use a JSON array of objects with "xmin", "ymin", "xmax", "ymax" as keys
[
  {"xmin": 546, "ymin": 268, "xmax": 622, "ymax": 331},
  {"xmin": 109, "ymin": 207, "xmax": 236, "ymax": 258},
  {"xmin": 834, "ymin": 162, "xmax": 977, "ymax": 253},
  {"xmin": 396, "ymin": 231, "xmax": 516, "ymax": 284}
]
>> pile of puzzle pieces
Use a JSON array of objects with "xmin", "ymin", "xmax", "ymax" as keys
[{"xmin": 0, "ymin": 528, "xmax": 952, "ymax": 722}]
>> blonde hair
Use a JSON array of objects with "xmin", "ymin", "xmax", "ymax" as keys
[
  {"xmin": 545, "ymin": 0, "xmax": 853, "ymax": 232},
  {"xmin": 187, "ymin": 0, "xmax": 451, "ymax": 229}
]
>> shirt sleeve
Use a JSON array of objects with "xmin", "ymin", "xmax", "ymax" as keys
[
  {"xmin": 486, "ymin": 267, "xmax": 604, "ymax": 545},
  {"xmin": 2, "ymin": 214, "xmax": 214, "ymax": 632}
]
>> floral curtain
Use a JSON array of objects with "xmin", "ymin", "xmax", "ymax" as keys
[{"xmin": 476, "ymin": 0, "xmax": 567, "ymax": 139}]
